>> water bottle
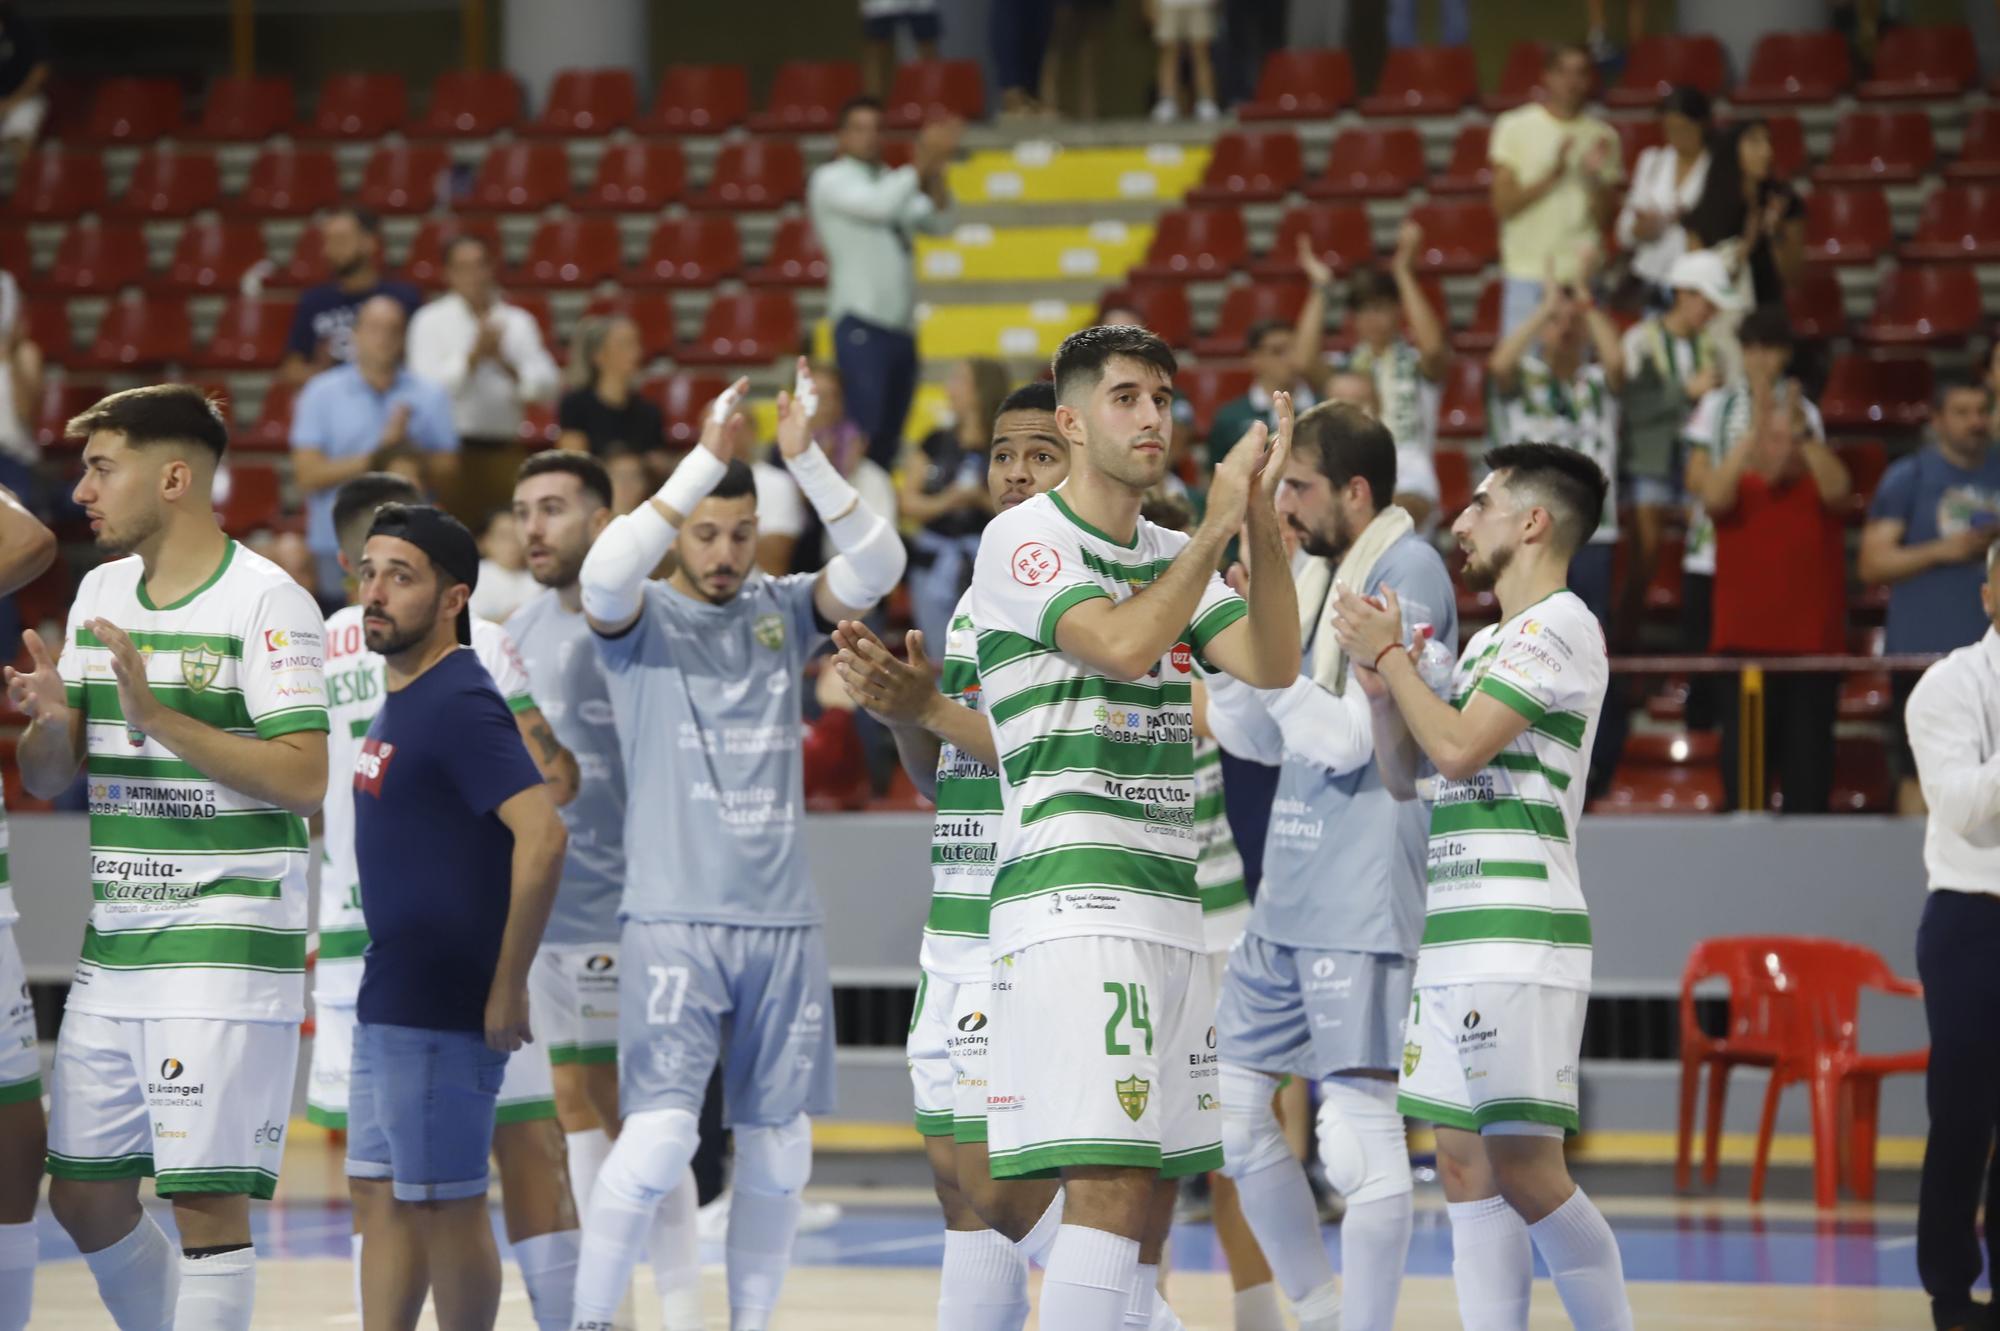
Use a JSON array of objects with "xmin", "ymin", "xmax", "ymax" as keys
[{"xmin": 1411, "ymin": 625, "xmax": 1455, "ymax": 697}]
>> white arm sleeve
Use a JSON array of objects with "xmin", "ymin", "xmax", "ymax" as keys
[
  {"xmin": 1202, "ymin": 671, "xmax": 1285, "ymax": 766},
  {"xmin": 788, "ymin": 444, "xmax": 909, "ymax": 608},
  {"xmin": 579, "ymin": 448, "xmax": 730, "ymax": 624},
  {"xmin": 1260, "ymin": 673, "xmax": 1376, "ymax": 777}
]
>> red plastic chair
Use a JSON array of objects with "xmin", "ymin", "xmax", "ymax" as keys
[
  {"xmin": 1607, "ymin": 34, "xmax": 1729, "ymax": 108},
  {"xmin": 690, "ymin": 139, "xmax": 806, "ymax": 211},
  {"xmin": 639, "ymin": 64, "xmax": 750, "ymax": 134},
  {"xmin": 511, "ymin": 217, "xmax": 623, "ymax": 288},
  {"xmin": 469, "ymin": 142, "xmax": 572, "ymax": 212},
  {"xmin": 1132, "ymin": 208, "xmax": 1247, "ymax": 282},
  {"xmin": 1407, "ymin": 200, "xmax": 1496, "ymax": 275},
  {"xmin": 1805, "ymin": 188, "xmax": 1893, "ymax": 265},
  {"xmin": 676, "ymin": 291, "xmax": 800, "ymax": 366},
  {"xmin": 529, "ymin": 68, "xmax": 637, "ymax": 136},
  {"xmin": 1305, "ymin": 126, "xmax": 1426, "ymax": 199},
  {"xmin": 630, "ymin": 214, "xmax": 742, "ymax": 287},
  {"xmin": 1675, "ymin": 936, "xmax": 1926, "ymax": 1207},
  {"xmin": 1614, "ymin": 118, "xmax": 1666, "ymax": 177},
  {"xmin": 649, "ymin": 371, "xmax": 731, "ymax": 448},
  {"xmin": 217, "ymin": 463, "xmax": 282, "ymax": 537},
  {"xmin": 1238, "ymin": 49, "xmax": 1354, "ymax": 121},
  {"xmin": 744, "ymin": 217, "xmax": 827, "ymax": 288},
  {"xmin": 1829, "ymin": 737, "xmax": 1894, "ymax": 813},
  {"xmin": 399, "ymin": 217, "xmax": 504, "ymax": 288},
  {"xmin": 82, "ymin": 296, "xmax": 193, "ymax": 371},
  {"xmin": 1187, "ymin": 131, "xmax": 1304, "ymax": 205},
  {"xmin": 1483, "ymin": 41, "xmax": 1547, "ymax": 113},
  {"xmin": 885, "ymin": 58, "xmax": 987, "ymax": 128},
  {"xmin": 1860, "ymin": 24, "xmax": 1978, "ymax": 100},
  {"xmin": 78, "ymin": 77, "xmax": 184, "ymax": 144},
  {"xmin": 576, "ymin": 141, "xmax": 686, "ymax": 212},
  {"xmin": 1948, "ymin": 107, "xmax": 2000, "ymax": 182},
  {"xmin": 245, "ymin": 380, "xmax": 297, "ymax": 452},
  {"xmin": 114, "ymin": 147, "xmax": 221, "ymax": 219},
  {"xmin": 1097, "ymin": 282, "xmax": 1193, "ymax": 350},
  {"xmin": 357, "ymin": 143, "xmax": 451, "ymax": 214},
  {"xmin": 1454, "ymin": 278, "xmax": 1503, "ymax": 353},
  {"xmin": 1815, "ymin": 110, "xmax": 1935, "ymax": 185},
  {"xmin": 8, "ymin": 151, "xmax": 107, "ymax": 221},
  {"xmin": 1250, "ymin": 204, "xmax": 1374, "ymax": 279},
  {"xmin": 750, "ymin": 60, "xmax": 863, "ymax": 133},
  {"xmin": 48, "ymin": 221, "xmax": 149, "ymax": 295},
  {"xmin": 1175, "ymin": 366, "xmax": 1254, "ymax": 439},
  {"xmin": 1595, "ymin": 732, "xmax": 1725, "ymax": 814},
  {"xmin": 1785, "ymin": 266, "xmax": 1848, "ymax": 342},
  {"xmin": 276, "ymin": 224, "xmax": 324, "ymax": 287},
  {"xmin": 1362, "ymin": 45, "xmax": 1477, "ymax": 116},
  {"xmin": 1904, "ymin": 186, "xmax": 2000, "ymax": 262},
  {"xmin": 196, "ymin": 75, "xmax": 296, "ymax": 141},
  {"xmin": 1752, "ymin": 114, "xmax": 1809, "ymax": 182},
  {"xmin": 164, "ymin": 218, "xmax": 266, "ymax": 294},
  {"xmin": 1436, "ymin": 448, "xmax": 1472, "ymax": 519},
  {"xmin": 415, "ymin": 70, "xmax": 522, "ymax": 137},
  {"xmin": 1194, "ymin": 282, "xmax": 1306, "ymax": 358},
  {"xmin": 240, "ymin": 145, "xmax": 341, "ymax": 217},
  {"xmin": 582, "ymin": 292, "xmax": 676, "ymax": 362},
  {"xmin": 1859, "ymin": 265, "xmax": 1984, "ymax": 346},
  {"xmin": 195, "ymin": 297, "xmax": 295, "ymax": 371},
  {"xmin": 1732, "ymin": 31, "xmax": 1853, "ymax": 105},
  {"xmin": 0, "ymin": 227, "xmax": 29, "ymax": 286},
  {"xmin": 1820, "ymin": 354, "xmax": 1933, "ymax": 431},
  {"xmin": 22, "ymin": 297, "xmax": 74, "ymax": 358},
  {"xmin": 1431, "ymin": 124, "xmax": 1492, "ymax": 195},
  {"xmin": 311, "ymin": 72, "xmax": 409, "ymax": 139},
  {"xmin": 1436, "ymin": 358, "xmax": 1487, "ymax": 439},
  {"xmin": 1838, "ymin": 439, "xmax": 1890, "ymax": 509}
]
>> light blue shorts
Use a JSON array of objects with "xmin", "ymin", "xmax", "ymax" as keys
[
  {"xmin": 344, "ymin": 1022, "xmax": 506, "ymax": 1203},
  {"xmin": 1216, "ymin": 934, "xmax": 1412, "ymax": 1080}
]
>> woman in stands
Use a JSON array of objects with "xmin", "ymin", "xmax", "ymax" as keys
[
  {"xmin": 1684, "ymin": 119, "xmax": 1805, "ymax": 317},
  {"xmin": 557, "ymin": 314, "xmax": 665, "ymax": 466},
  {"xmin": 1616, "ymin": 86, "xmax": 1712, "ymax": 311}
]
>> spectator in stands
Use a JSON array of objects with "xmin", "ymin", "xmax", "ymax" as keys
[
  {"xmin": 1490, "ymin": 43, "xmax": 1622, "ymax": 336},
  {"xmin": 901, "ymin": 358, "xmax": 1008, "ymax": 648},
  {"xmin": 1219, "ymin": 0, "xmax": 1287, "ymax": 106},
  {"xmin": 809, "ymin": 97, "xmax": 960, "ymax": 469},
  {"xmin": 992, "ymin": 0, "xmax": 1053, "ymax": 117},
  {"xmin": 602, "ymin": 447, "xmax": 652, "ymax": 518},
  {"xmin": 1043, "ymin": 0, "xmax": 1110, "ymax": 120},
  {"xmin": 1210, "ymin": 320, "xmax": 1316, "ymax": 464},
  {"xmin": 1388, "ymin": 0, "xmax": 1466, "ymax": 48},
  {"xmin": 406, "ymin": 234, "xmax": 559, "ymax": 526},
  {"xmin": 859, "ymin": 0, "xmax": 940, "ymax": 98},
  {"xmin": 1585, "ymin": 0, "xmax": 1647, "ymax": 67},
  {"xmin": 556, "ymin": 315, "xmax": 664, "ymax": 464},
  {"xmin": 280, "ymin": 208, "xmax": 423, "ymax": 387},
  {"xmin": 0, "ymin": 2, "xmax": 49, "ymax": 166},
  {"xmin": 291, "ymin": 295, "xmax": 459, "ymax": 597},
  {"xmin": 1616, "ymin": 87, "xmax": 1712, "ymax": 310},
  {"xmin": 1861, "ymin": 376, "xmax": 2000, "ymax": 813},
  {"xmin": 1703, "ymin": 390, "xmax": 1851, "ymax": 812},
  {"xmin": 0, "ymin": 267, "xmax": 42, "ymax": 494},
  {"xmin": 469, "ymin": 508, "xmax": 535, "ymax": 623},
  {"xmin": 1147, "ymin": 0, "xmax": 1221, "ymax": 123},
  {"xmin": 1684, "ymin": 119, "xmax": 1804, "ymax": 315}
]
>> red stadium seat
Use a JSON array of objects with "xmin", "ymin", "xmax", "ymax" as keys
[
  {"xmin": 1785, "ymin": 266, "xmax": 1848, "ymax": 342},
  {"xmin": 649, "ymin": 372, "xmax": 731, "ymax": 448},
  {"xmin": 357, "ymin": 142, "xmax": 451, "ymax": 214},
  {"xmin": 630, "ymin": 214, "xmax": 742, "ymax": 287},
  {"xmin": 217, "ymin": 463, "xmax": 282, "ymax": 537},
  {"xmin": 1756, "ymin": 114, "xmax": 1809, "ymax": 182},
  {"xmin": 1131, "ymin": 207, "xmax": 1247, "ymax": 281},
  {"xmin": 744, "ymin": 216, "xmax": 826, "ymax": 288},
  {"xmin": 114, "ymin": 147, "xmax": 221, "ymax": 219},
  {"xmin": 311, "ymin": 72, "xmax": 409, "ymax": 139},
  {"xmin": 578, "ymin": 141, "xmax": 686, "ymax": 211},
  {"xmin": 508, "ymin": 292, "xmax": 559, "ymax": 353},
  {"xmin": 82, "ymin": 296, "xmax": 192, "ymax": 370},
  {"xmin": 1814, "ymin": 110, "xmax": 1934, "ymax": 185},
  {"xmin": 750, "ymin": 60, "xmax": 863, "ymax": 133},
  {"xmin": 48, "ymin": 221, "xmax": 149, "ymax": 295},
  {"xmin": 1250, "ymin": 204, "xmax": 1374, "ymax": 278},
  {"xmin": 1820, "ymin": 354, "xmax": 1933, "ymax": 431},
  {"xmin": 638, "ymin": 64, "xmax": 750, "ymax": 134},
  {"xmin": 244, "ymin": 380, "xmax": 296, "ymax": 452},
  {"xmin": 1903, "ymin": 185, "xmax": 2000, "ymax": 262},
  {"xmin": 1614, "ymin": 118, "xmax": 1666, "ymax": 176},
  {"xmin": 195, "ymin": 297, "xmax": 294, "ymax": 370},
  {"xmin": 1454, "ymin": 278, "xmax": 1503, "ymax": 353},
  {"xmin": 676, "ymin": 291, "xmax": 800, "ymax": 366},
  {"xmin": 8, "ymin": 151, "xmax": 107, "ymax": 221},
  {"xmin": 164, "ymin": 219, "xmax": 266, "ymax": 294},
  {"xmin": 511, "ymin": 217, "xmax": 623, "ymax": 288},
  {"xmin": 399, "ymin": 217, "xmax": 504, "ymax": 288},
  {"xmin": 583, "ymin": 292, "xmax": 676, "ymax": 362},
  {"xmin": 1859, "ymin": 24, "xmax": 1978, "ymax": 100},
  {"xmin": 1193, "ymin": 282, "xmax": 1306, "ymax": 358},
  {"xmin": 1094, "ymin": 284, "xmax": 1190, "ymax": 350},
  {"xmin": 23, "ymin": 296, "xmax": 74, "ymax": 358},
  {"xmin": 885, "ymin": 59, "xmax": 987, "ymax": 128},
  {"xmin": 1187, "ymin": 131, "xmax": 1304, "ymax": 205},
  {"xmin": 415, "ymin": 70, "xmax": 522, "ymax": 137},
  {"xmin": 690, "ymin": 139, "xmax": 806, "ymax": 211},
  {"xmin": 1837, "ymin": 438, "xmax": 1890, "ymax": 511},
  {"xmin": 1362, "ymin": 45, "xmax": 1477, "ymax": 116},
  {"xmin": 36, "ymin": 379, "xmax": 105, "ymax": 450},
  {"xmin": 240, "ymin": 145, "xmax": 341, "ymax": 217},
  {"xmin": 1305, "ymin": 126, "xmax": 1426, "ymax": 199},
  {"xmin": 1805, "ymin": 188, "xmax": 1894, "ymax": 265},
  {"xmin": 1407, "ymin": 200, "xmax": 1497, "ymax": 275},
  {"xmin": 1238, "ymin": 49, "xmax": 1354, "ymax": 120},
  {"xmin": 1859, "ymin": 265, "xmax": 1983, "ymax": 346},
  {"xmin": 0, "ymin": 227, "xmax": 30, "ymax": 285},
  {"xmin": 277, "ymin": 223, "xmax": 325, "ymax": 287},
  {"xmin": 195, "ymin": 75, "xmax": 296, "ymax": 141},
  {"xmin": 1483, "ymin": 41, "xmax": 1547, "ymax": 113},
  {"xmin": 1431, "ymin": 124, "xmax": 1493, "ymax": 195},
  {"xmin": 1436, "ymin": 359, "xmax": 1487, "ymax": 439},
  {"xmin": 470, "ymin": 142, "xmax": 572, "ymax": 212},
  {"xmin": 1436, "ymin": 448, "xmax": 1473, "ymax": 520},
  {"xmin": 1176, "ymin": 366, "xmax": 1254, "ymax": 438},
  {"xmin": 78, "ymin": 77, "xmax": 184, "ymax": 144},
  {"xmin": 529, "ymin": 68, "xmax": 637, "ymax": 137},
  {"xmin": 1606, "ymin": 35, "xmax": 1728, "ymax": 108},
  {"xmin": 1948, "ymin": 107, "xmax": 2000, "ymax": 182},
  {"xmin": 1597, "ymin": 760, "xmax": 1725, "ymax": 814},
  {"xmin": 1732, "ymin": 31, "xmax": 1853, "ymax": 105},
  {"xmin": 1829, "ymin": 738, "xmax": 1894, "ymax": 813}
]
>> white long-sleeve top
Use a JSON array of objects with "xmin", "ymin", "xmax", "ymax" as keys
[
  {"xmin": 1615, "ymin": 144, "xmax": 1709, "ymax": 288},
  {"xmin": 1908, "ymin": 627, "xmax": 2000, "ymax": 894},
  {"xmin": 406, "ymin": 292, "xmax": 560, "ymax": 440},
  {"xmin": 807, "ymin": 156, "xmax": 953, "ymax": 332}
]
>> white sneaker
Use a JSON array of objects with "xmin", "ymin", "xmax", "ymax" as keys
[
  {"xmin": 1150, "ymin": 99, "xmax": 1177, "ymax": 123},
  {"xmin": 1195, "ymin": 99, "xmax": 1219, "ymax": 123}
]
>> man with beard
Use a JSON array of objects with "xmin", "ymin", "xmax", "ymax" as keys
[
  {"xmin": 1332, "ymin": 443, "xmax": 1632, "ymax": 1331},
  {"xmin": 7, "ymin": 385, "xmax": 329, "ymax": 1331},
  {"xmin": 1200, "ymin": 401, "xmax": 1455, "ymax": 1331},
  {"xmin": 280, "ymin": 207, "xmax": 423, "ymax": 386},
  {"xmin": 346, "ymin": 503, "xmax": 568, "ymax": 1331}
]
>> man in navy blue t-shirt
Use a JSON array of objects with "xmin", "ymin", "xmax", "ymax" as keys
[
  {"xmin": 346, "ymin": 503, "xmax": 567, "ymax": 1331},
  {"xmin": 280, "ymin": 207, "xmax": 423, "ymax": 387}
]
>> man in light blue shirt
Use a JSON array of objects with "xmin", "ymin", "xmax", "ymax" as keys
[
  {"xmin": 807, "ymin": 95, "xmax": 959, "ymax": 467},
  {"xmin": 291, "ymin": 295, "xmax": 459, "ymax": 597}
]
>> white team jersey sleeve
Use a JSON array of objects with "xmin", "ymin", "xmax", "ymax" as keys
[
  {"xmin": 57, "ymin": 569, "xmax": 94, "ymax": 702},
  {"xmin": 471, "ymin": 620, "xmax": 535, "ymax": 713},
  {"xmin": 1475, "ymin": 598, "xmax": 1606, "ymax": 726},
  {"xmin": 241, "ymin": 582, "xmax": 331, "ymax": 739},
  {"xmin": 969, "ymin": 502, "xmax": 1110, "ymax": 648},
  {"xmin": 1189, "ymin": 570, "xmax": 1249, "ymax": 671}
]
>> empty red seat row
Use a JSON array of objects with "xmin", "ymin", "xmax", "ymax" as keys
[{"xmin": 1136, "ymin": 199, "xmax": 1495, "ymax": 282}]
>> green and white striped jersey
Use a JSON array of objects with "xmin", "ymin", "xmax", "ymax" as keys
[
  {"xmin": 1420, "ymin": 590, "xmax": 1606, "ymax": 993},
  {"xmin": 0, "ymin": 805, "xmax": 13, "ymax": 928},
  {"xmin": 969, "ymin": 490, "xmax": 1247, "ymax": 957},
  {"xmin": 1488, "ymin": 357, "xmax": 1620, "ymax": 544},
  {"xmin": 1193, "ymin": 735, "xmax": 1249, "ymax": 956},
  {"xmin": 317, "ymin": 604, "xmax": 536, "ymax": 1006},
  {"xmin": 919, "ymin": 591, "xmax": 1001, "ymax": 984},
  {"xmin": 57, "ymin": 541, "xmax": 330, "ymax": 1022}
]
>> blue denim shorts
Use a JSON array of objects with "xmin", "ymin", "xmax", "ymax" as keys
[{"xmin": 345, "ymin": 1022, "xmax": 506, "ymax": 1202}]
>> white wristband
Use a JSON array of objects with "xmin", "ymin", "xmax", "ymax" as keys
[
  {"xmin": 785, "ymin": 444, "xmax": 860, "ymax": 521},
  {"xmin": 656, "ymin": 446, "xmax": 730, "ymax": 520}
]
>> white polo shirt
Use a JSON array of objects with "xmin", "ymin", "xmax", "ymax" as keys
[
  {"xmin": 406, "ymin": 291, "xmax": 560, "ymax": 441},
  {"xmin": 1907, "ymin": 627, "xmax": 2000, "ymax": 895}
]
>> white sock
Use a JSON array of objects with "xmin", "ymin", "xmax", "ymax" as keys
[
  {"xmin": 348, "ymin": 1232, "xmax": 362, "ymax": 1320},
  {"xmin": 573, "ymin": 1190, "xmax": 661, "ymax": 1323},
  {"xmin": 1149, "ymin": 1296, "xmax": 1186, "ymax": 1329},
  {"xmin": 1041, "ymin": 1225, "xmax": 1138, "ymax": 1331},
  {"xmin": 725, "ymin": 1187, "xmax": 802, "ymax": 1330},
  {"xmin": 176, "ymin": 1245, "xmax": 256, "ymax": 1331},
  {"xmin": 1231, "ymin": 1282, "xmax": 1286, "ymax": 1331},
  {"xmin": 0, "ymin": 1220, "xmax": 34, "ymax": 1331},
  {"xmin": 82, "ymin": 1212, "xmax": 178, "ymax": 1331},
  {"xmin": 514, "ymin": 1230, "xmax": 580, "ymax": 1331},
  {"xmin": 649, "ymin": 1166, "xmax": 705, "ymax": 1331},
  {"xmin": 1230, "ymin": 1156, "xmax": 1336, "ymax": 1303},
  {"xmin": 567, "ymin": 1129, "xmax": 613, "ymax": 1219},
  {"xmin": 937, "ymin": 1228, "xmax": 1030, "ymax": 1331},
  {"xmin": 1013, "ymin": 1189, "xmax": 1064, "ymax": 1266},
  {"xmin": 1527, "ymin": 1189, "xmax": 1634, "ymax": 1331},
  {"xmin": 1122, "ymin": 1260, "xmax": 1160, "ymax": 1327},
  {"xmin": 1341, "ymin": 1191, "xmax": 1414, "ymax": 1331},
  {"xmin": 1447, "ymin": 1195, "xmax": 1533, "ymax": 1331}
]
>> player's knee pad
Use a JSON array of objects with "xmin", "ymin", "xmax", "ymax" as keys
[
  {"xmin": 1218, "ymin": 1063, "xmax": 1290, "ymax": 1180},
  {"xmin": 597, "ymin": 1106, "xmax": 700, "ymax": 1207},
  {"xmin": 733, "ymin": 1113, "xmax": 813, "ymax": 1197},
  {"xmin": 1316, "ymin": 1076, "xmax": 1412, "ymax": 1206}
]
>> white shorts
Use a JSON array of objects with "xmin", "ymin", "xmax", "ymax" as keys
[
  {"xmin": 529, "ymin": 941, "xmax": 620, "ymax": 1071},
  {"xmin": 1396, "ymin": 982, "xmax": 1586, "ymax": 1136},
  {"xmin": 906, "ymin": 970, "xmax": 993, "ymax": 1143},
  {"xmin": 47, "ymin": 1011, "xmax": 297, "ymax": 1198},
  {"xmin": 0, "ymin": 926, "xmax": 40, "ymax": 1105},
  {"xmin": 987, "ymin": 935, "xmax": 1221, "ymax": 1181},
  {"xmin": 309, "ymin": 1000, "xmax": 556, "ymax": 1128}
]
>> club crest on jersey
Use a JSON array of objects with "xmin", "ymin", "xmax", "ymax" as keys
[
  {"xmin": 1115, "ymin": 1075, "xmax": 1150, "ymax": 1122},
  {"xmin": 181, "ymin": 643, "xmax": 223, "ymax": 693},
  {"xmin": 753, "ymin": 614, "xmax": 785, "ymax": 651},
  {"xmin": 1403, "ymin": 1041, "xmax": 1422, "ymax": 1078}
]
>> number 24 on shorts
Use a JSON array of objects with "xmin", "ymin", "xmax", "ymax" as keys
[{"xmin": 1103, "ymin": 981, "xmax": 1153, "ymax": 1056}]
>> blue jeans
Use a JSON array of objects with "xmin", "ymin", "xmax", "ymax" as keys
[
  {"xmin": 345, "ymin": 1022, "xmax": 506, "ymax": 1202},
  {"xmin": 1388, "ymin": 0, "xmax": 1468, "ymax": 47},
  {"xmin": 834, "ymin": 314, "xmax": 920, "ymax": 469}
]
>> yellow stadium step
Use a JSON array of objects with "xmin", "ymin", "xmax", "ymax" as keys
[
  {"xmin": 947, "ymin": 143, "xmax": 1211, "ymax": 206},
  {"xmin": 814, "ymin": 305, "xmax": 1088, "ymax": 367},
  {"xmin": 745, "ymin": 379, "xmax": 951, "ymax": 449},
  {"xmin": 915, "ymin": 222, "xmax": 1154, "ymax": 285}
]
